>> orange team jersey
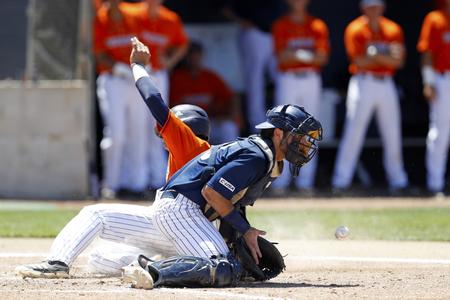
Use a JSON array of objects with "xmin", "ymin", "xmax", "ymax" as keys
[
  {"xmin": 417, "ymin": 10, "xmax": 450, "ymax": 72},
  {"xmin": 272, "ymin": 15, "xmax": 329, "ymax": 72},
  {"xmin": 127, "ymin": 3, "xmax": 188, "ymax": 71},
  {"xmin": 157, "ymin": 111, "xmax": 210, "ymax": 180},
  {"xmin": 345, "ymin": 16, "xmax": 404, "ymax": 76},
  {"xmin": 169, "ymin": 69, "xmax": 234, "ymax": 118},
  {"xmin": 93, "ymin": 2, "xmax": 140, "ymax": 73}
]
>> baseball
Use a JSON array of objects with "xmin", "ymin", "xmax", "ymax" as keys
[{"xmin": 335, "ymin": 226, "xmax": 350, "ymax": 240}]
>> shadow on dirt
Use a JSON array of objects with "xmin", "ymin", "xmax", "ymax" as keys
[{"xmin": 238, "ymin": 282, "xmax": 360, "ymax": 289}]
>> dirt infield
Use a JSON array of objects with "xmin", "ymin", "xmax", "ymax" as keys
[
  {"xmin": 1, "ymin": 198, "xmax": 450, "ymax": 299},
  {"xmin": 1, "ymin": 238, "xmax": 450, "ymax": 299}
]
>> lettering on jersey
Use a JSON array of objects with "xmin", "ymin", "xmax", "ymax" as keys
[
  {"xmin": 219, "ymin": 177, "xmax": 235, "ymax": 192},
  {"xmin": 288, "ymin": 38, "xmax": 315, "ymax": 50},
  {"xmin": 141, "ymin": 31, "xmax": 169, "ymax": 46},
  {"xmin": 444, "ymin": 32, "xmax": 450, "ymax": 43},
  {"xmin": 106, "ymin": 35, "xmax": 135, "ymax": 48}
]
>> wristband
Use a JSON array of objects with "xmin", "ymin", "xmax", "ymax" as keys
[
  {"xmin": 131, "ymin": 63, "xmax": 150, "ymax": 82},
  {"xmin": 223, "ymin": 209, "xmax": 251, "ymax": 234},
  {"xmin": 422, "ymin": 66, "xmax": 436, "ymax": 86}
]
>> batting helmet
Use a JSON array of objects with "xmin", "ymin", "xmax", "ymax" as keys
[
  {"xmin": 256, "ymin": 104, "xmax": 322, "ymax": 175},
  {"xmin": 171, "ymin": 104, "xmax": 210, "ymax": 141}
]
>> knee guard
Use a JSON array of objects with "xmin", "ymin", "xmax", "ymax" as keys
[{"xmin": 138, "ymin": 253, "xmax": 242, "ymax": 288}]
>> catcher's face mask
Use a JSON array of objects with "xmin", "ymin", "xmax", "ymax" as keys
[{"xmin": 284, "ymin": 128, "xmax": 322, "ymax": 176}]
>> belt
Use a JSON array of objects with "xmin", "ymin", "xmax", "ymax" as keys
[{"xmin": 160, "ymin": 189, "xmax": 179, "ymax": 199}]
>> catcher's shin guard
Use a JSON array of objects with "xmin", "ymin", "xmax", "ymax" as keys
[{"xmin": 138, "ymin": 253, "xmax": 242, "ymax": 288}]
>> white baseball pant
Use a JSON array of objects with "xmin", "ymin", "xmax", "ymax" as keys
[
  {"xmin": 426, "ymin": 72, "xmax": 450, "ymax": 192},
  {"xmin": 271, "ymin": 71, "xmax": 321, "ymax": 189},
  {"xmin": 332, "ymin": 74, "xmax": 408, "ymax": 189},
  {"xmin": 47, "ymin": 194, "xmax": 229, "ymax": 270},
  {"xmin": 97, "ymin": 74, "xmax": 150, "ymax": 191},
  {"xmin": 239, "ymin": 27, "xmax": 278, "ymax": 133}
]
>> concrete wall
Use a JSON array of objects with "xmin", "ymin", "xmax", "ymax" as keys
[{"xmin": 0, "ymin": 80, "xmax": 90, "ymax": 198}]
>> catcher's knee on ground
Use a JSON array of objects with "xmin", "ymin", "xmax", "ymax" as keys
[{"xmin": 136, "ymin": 253, "xmax": 242, "ymax": 288}]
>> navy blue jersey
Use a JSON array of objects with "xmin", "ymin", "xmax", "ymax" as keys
[{"xmin": 163, "ymin": 137, "xmax": 271, "ymax": 210}]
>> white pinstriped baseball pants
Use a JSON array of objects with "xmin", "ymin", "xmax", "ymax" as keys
[{"xmin": 48, "ymin": 194, "xmax": 229, "ymax": 271}]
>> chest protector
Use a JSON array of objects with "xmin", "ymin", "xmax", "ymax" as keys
[{"xmin": 204, "ymin": 135, "xmax": 282, "ymax": 221}]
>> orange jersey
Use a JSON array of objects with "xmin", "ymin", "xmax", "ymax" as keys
[
  {"xmin": 157, "ymin": 111, "xmax": 210, "ymax": 180},
  {"xmin": 417, "ymin": 10, "xmax": 450, "ymax": 72},
  {"xmin": 272, "ymin": 15, "xmax": 329, "ymax": 72},
  {"xmin": 169, "ymin": 68, "xmax": 234, "ymax": 118},
  {"xmin": 345, "ymin": 16, "xmax": 404, "ymax": 75},
  {"xmin": 94, "ymin": 3, "xmax": 140, "ymax": 73},
  {"xmin": 129, "ymin": 3, "xmax": 188, "ymax": 71}
]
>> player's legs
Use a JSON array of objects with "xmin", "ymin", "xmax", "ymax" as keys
[
  {"xmin": 121, "ymin": 80, "xmax": 150, "ymax": 191},
  {"xmin": 375, "ymin": 79, "xmax": 408, "ymax": 189},
  {"xmin": 271, "ymin": 72, "xmax": 300, "ymax": 190},
  {"xmin": 295, "ymin": 73, "xmax": 321, "ymax": 189},
  {"xmin": 47, "ymin": 204, "xmax": 174, "ymax": 266},
  {"xmin": 209, "ymin": 119, "xmax": 239, "ymax": 145},
  {"xmin": 239, "ymin": 28, "xmax": 272, "ymax": 133},
  {"xmin": 332, "ymin": 75, "xmax": 375, "ymax": 188},
  {"xmin": 88, "ymin": 241, "xmax": 161, "ymax": 276},
  {"xmin": 97, "ymin": 74, "xmax": 127, "ymax": 192},
  {"xmin": 426, "ymin": 74, "xmax": 450, "ymax": 192},
  {"xmin": 153, "ymin": 193, "xmax": 229, "ymax": 258}
]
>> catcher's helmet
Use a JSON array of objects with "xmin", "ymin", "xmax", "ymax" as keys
[
  {"xmin": 256, "ymin": 104, "xmax": 322, "ymax": 175},
  {"xmin": 171, "ymin": 104, "xmax": 210, "ymax": 141}
]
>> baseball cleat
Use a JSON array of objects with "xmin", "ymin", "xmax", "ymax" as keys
[
  {"xmin": 15, "ymin": 261, "xmax": 69, "ymax": 279},
  {"xmin": 122, "ymin": 264, "xmax": 154, "ymax": 289}
]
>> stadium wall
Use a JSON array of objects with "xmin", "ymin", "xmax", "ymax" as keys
[{"xmin": 0, "ymin": 80, "xmax": 90, "ymax": 199}]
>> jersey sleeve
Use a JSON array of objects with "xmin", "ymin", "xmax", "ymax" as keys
[
  {"xmin": 314, "ymin": 19, "xmax": 330, "ymax": 54},
  {"xmin": 206, "ymin": 152, "xmax": 267, "ymax": 200},
  {"xmin": 417, "ymin": 13, "xmax": 434, "ymax": 52},
  {"xmin": 171, "ymin": 16, "xmax": 189, "ymax": 46},
  {"xmin": 392, "ymin": 23, "xmax": 404, "ymax": 44},
  {"xmin": 344, "ymin": 23, "xmax": 364, "ymax": 60}
]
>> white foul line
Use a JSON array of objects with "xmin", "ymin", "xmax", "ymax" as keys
[
  {"xmin": 291, "ymin": 255, "xmax": 450, "ymax": 265},
  {"xmin": 2, "ymin": 288, "xmax": 283, "ymax": 300}
]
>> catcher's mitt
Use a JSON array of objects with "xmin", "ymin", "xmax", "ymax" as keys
[{"xmin": 233, "ymin": 236, "xmax": 285, "ymax": 281}]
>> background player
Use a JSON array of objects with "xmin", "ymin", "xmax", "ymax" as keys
[
  {"xmin": 222, "ymin": 0, "xmax": 287, "ymax": 134},
  {"xmin": 129, "ymin": 0, "xmax": 190, "ymax": 190},
  {"xmin": 270, "ymin": 0, "xmax": 329, "ymax": 195},
  {"xmin": 332, "ymin": 0, "xmax": 408, "ymax": 193},
  {"xmin": 94, "ymin": 0, "xmax": 150, "ymax": 199},
  {"xmin": 417, "ymin": 0, "xmax": 450, "ymax": 196},
  {"xmin": 170, "ymin": 41, "xmax": 241, "ymax": 145}
]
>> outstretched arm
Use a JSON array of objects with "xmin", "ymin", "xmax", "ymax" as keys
[{"xmin": 130, "ymin": 37, "xmax": 169, "ymax": 127}]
